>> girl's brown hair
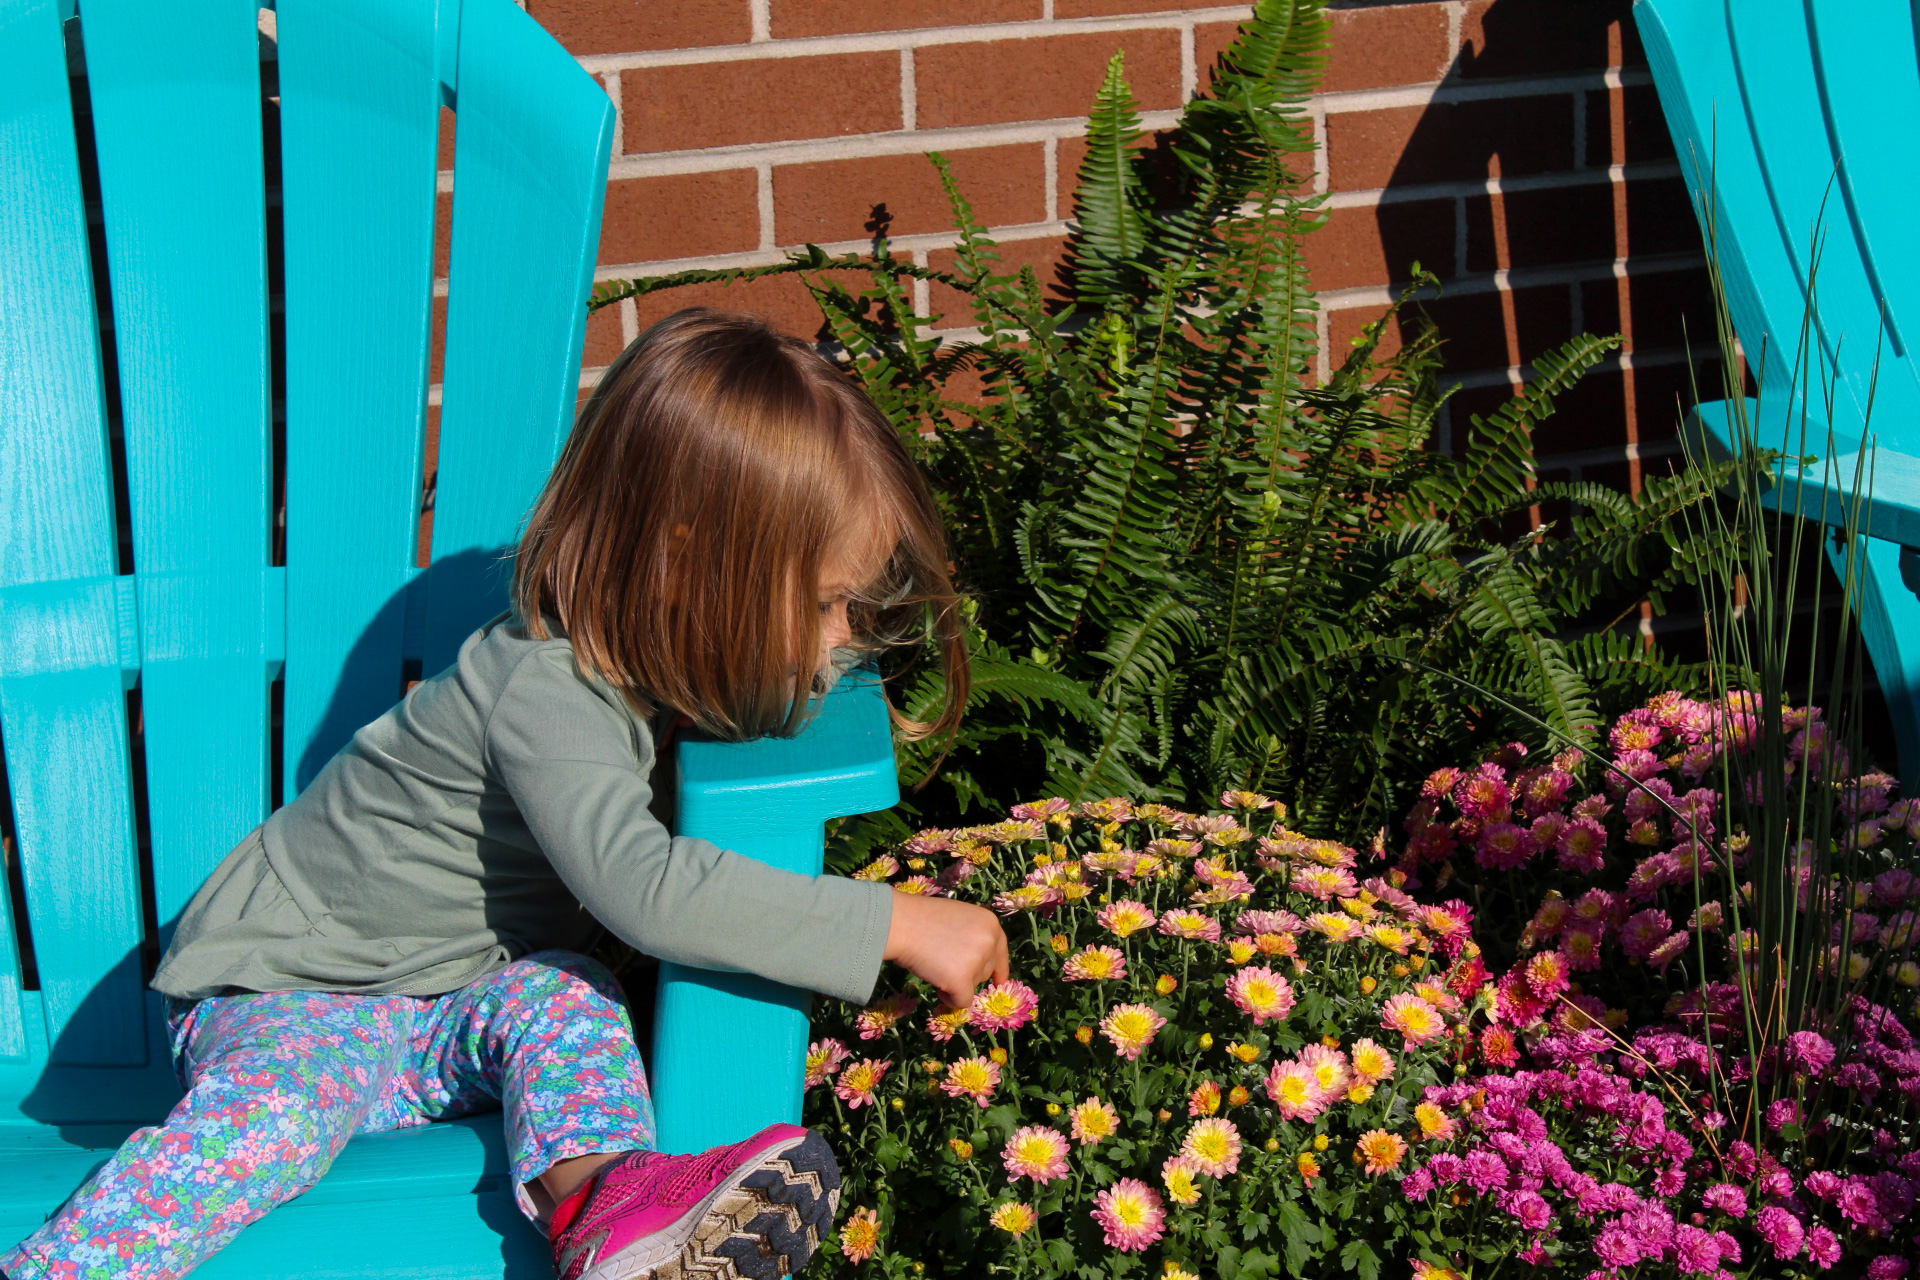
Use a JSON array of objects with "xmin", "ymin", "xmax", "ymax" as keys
[{"xmin": 513, "ymin": 307, "xmax": 968, "ymax": 743}]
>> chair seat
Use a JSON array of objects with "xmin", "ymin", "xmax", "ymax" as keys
[{"xmin": 0, "ymin": 1118, "xmax": 551, "ymax": 1279}]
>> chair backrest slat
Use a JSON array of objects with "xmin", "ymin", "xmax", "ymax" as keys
[
  {"xmin": 1724, "ymin": 0, "xmax": 1917, "ymax": 439},
  {"xmin": 82, "ymin": 0, "xmax": 276, "ymax": 933},
  {"xmin": 0, "ymin": 0, "xmax": 144, "ymax": 1065},
  {"xmin": 1805, "ymin": 0, "xmax": 1920, "ymax": 446},
  {"xmin": 277, "ymin": 0, "xmax": 445, "ymax": 791},
  {"xmin": 420, "ymin": 0, "xmax": 612, "ymax": 675}
]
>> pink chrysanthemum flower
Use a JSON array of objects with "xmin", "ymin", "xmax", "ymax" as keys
[
  {"xmin": 971, "ymin": 980, "xmax": 1039, "ymax": 1032},
  {"xmin": 1157, "ymin": 909, "xmax": 1223, "ymax": 942},
  {"xmin": 1349, "ymin": 1037, "xmax": 1395, "ymax": 1085},
  {"xmin": 1090, "ymin": 1179, "xmax": 1166, "ymax": 1252},
  {"xmin": 1100, "ymin": 1003, "xmax": 1167, "ymax": 1060},
  {"xmin": 1475, "ymin": 822, "xmax": 1533, "ymax": 871},
  {"xmin": 1454, "ymin": 767, "xmax": 1513, "ymax": 822},
  {"xmin": 1365, "ymin": 922, "xmax": 1419, "ymax": 955},
  {"xmin": 941, "ymin": 1056, "xmax": 1001, "ymax": 1108},
  {"xmin": 1297, "ymin": 1044, "xmax": 1351, "ymax": 1098},
  {"xmin": 1413, "ymin": 1101, "xmax": 1458, "ymax": 1142},
  {"xmin": 1063, "ymin": 945, "xmax": 1128, "ymax": 982},
  {"xmin": 1010, "ymin": 798, "xmax": 1071, "ymax": 822},
  {"xmin": 893, "ymin": 874, "xmax": 945, "ymax": 897},
  {"xmin": 926, "ymin": 1005, "xmax": 972, "ymax": 1043},
  {"xmin": 1188, "ymin": 1079, "xmax": 1222, "ymax": 1116},
  {"xmin": 1098, "ymin": 898, "xmax": 1158, "ymax": 938},
  {"xmin": 1225, "ymin": 965, "xmax": 1297, "ymax": 1024},
  {"xmin": 1220, "ymin": 790, "xmax": 1276, "ymax": 811},
  {"xmin": 992, "ymin": 884, "xmax": 1061, "ymax": 914},
  {"xmin": 1002, "ymin": 1126, "xmax": 1070, "ymax": 1183},
  {"xmin": 855, "ymin": 991, "xmax": 918, "ymax": 1040},
  {"xmin": 839, "ymin": 1206, "xmax": 881, "ymax": 1262},
  {"xmin": 805, "ymin": 1038, "xmax": 849, "ymax": 1087},
  {"xmin": 1265, "ymin": 1058, "xmax": 1331, "ymax": 1121},
  {"xmin": 1291, "ymin": 866, "xmax": 1359, "ymax": 901},
  {"xmin": 1306, "ymin": 912, "xmax": 1363, "ymax": 943},
  {"xmin": 1523, "ymin": 950, "xmax": 1572, "ymax": 1001},
  {"xmin": 1160, "ymin": 1155, "xmax": 1203, "ymax": 1206},
  {"xmin": 1180, "ymin": 1116, "xmax": 1243, "ymax": 1176},
  {"xmin": 1381, "ymin": 993, "xmax": 1445, "ymax": 1046},
  {"xmin": 1069, "ymin": 1096, "xmax": 1120, "ymax": 1146},
  {"xmin": 835, "ymin": 1057, "xmax": 891, "ymax": 1108},
  {"xmin": 1080, "ymin": 797, "xmax": 1134, "ymax": 823},
  {"xmin": 851, "ymin": 855, "xmax": 899, "ymax": 882},
  {"xmin": 1562, "ymin": 926, "xmax": 1603, "ymax": 971},
  {"xmin": 1236, "ymin": 909, "xmax": 1304, "ymax": 936}
]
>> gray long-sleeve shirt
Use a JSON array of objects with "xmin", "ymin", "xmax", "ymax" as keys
[{"xmin": 152, "ymin": 614, "xmax": 894, "ymax": 1006}]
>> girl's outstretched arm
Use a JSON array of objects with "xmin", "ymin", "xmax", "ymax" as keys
[{"xmin": 883, "ymin": 892, "xmax": 1009, "ymax": 1009}]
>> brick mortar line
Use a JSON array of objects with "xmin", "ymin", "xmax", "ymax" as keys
[
  {"xmin": 1323, "ymin": 160, "xmax": 1684, "ymax": 211},
  {"xmin": 1444, "ymin": 345, "xmax": 1695, "ymax": 393},
  {"xmin": 1317, "ymin": 67, "xmax": 1651, "ymax": 114},
  {"xmin": 1315, "ymin": 252, "xmax": 1708, "ymax": 311},
  {"xmin": 575, "ymin": 9, "xmax": 1253, "ymax": 72},
  {"xmin": 592, "ymin": 218, "xmax": 1077, "ymax": 282},
  {"xmin": 1538, "ymin": 436, "xmax": 1685, "ymax": 472},
  {"xmin": 600, "ymin": 111, "xmax": 1184, "ymax": 180}
]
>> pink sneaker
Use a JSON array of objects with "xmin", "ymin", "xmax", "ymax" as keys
[{"xmin": 549, "ymin": 1124, "xmax": 842, "ymax": 1280}]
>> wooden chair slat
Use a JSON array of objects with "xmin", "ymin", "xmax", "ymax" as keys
[
  {"xmin": 80, "ymin": 0, "xmax": 276, "ymax": 931},
  {"xmin": 0, "ymin": 0, "xmax": 144, "ymax": 1066},
  {"xmin": 276, "ymin": 0, "xmax": 445, "ymax": 793},
  {"xmin": 420, "ymin": 0, "xmax": 613, "ymax": 675},
  {"xmin": 1805, "ymin": 0, "xmax": 1920, "ymax": 421}
]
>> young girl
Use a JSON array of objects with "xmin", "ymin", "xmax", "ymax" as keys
[{"xmin": 2, "ymin": 309, "xmax": 1009, "ymax": 1280}]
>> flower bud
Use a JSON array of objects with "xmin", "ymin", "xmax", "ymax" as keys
[
  {"xmin": 949, "ymin": 1139, "xmax": 973, "ymax": 1159},
  {"xmin": 1264, "ymin": 1137, "xmax": 1281, "ymax": 1152},
  {"xmin": 891, "ymin": 1097, "xmax": 905, "ymax": 1111},
  {"xmin": 1046, "ymin": 1102, "xmax": 1063, "ymax": 1117},
  {"xmin": 1157, "ymin": 975, "xmax": 1179, "ymax": 996},
  {"xmin": 1408, "ymin": 955, "xmax": 1426, "ymax": 972},
  {"xmin": 1051, "ymin": 934, "xmax": 1070, "ymax": 955},
  {"xmin": 1228, "ymin": 1086, "xmax": 1250, "ymax": 1107},
  {"xmin": 1312, "ymin": 1134, "xmax": 1329, "ymax": 1152},
  {"xmin": 1320, "ymin": 1035, "xmax": 1341, "ymax": 1049},
  {"xmin": 923, "ymin": 1059, "xmax": 943, "ymax": 1075},
  {"xmin": 1391, "ymin": 964, "xmax": 1410, "ymax": 979},
  {"xmin": 1075, "ymin": 1026, "xmax": 1094, "ymax": 1045},
  {"xmin": 1156, "ymin": 1109, "xmax": 1173, "ymax": 1124},
  {"xmin": 1360, "ymin": 976, "xmax": 1377, "ymax": 995},
  {"xmin": 1198, "ymin": 1033, "xmax": 1215, "ymax": 1050},
  {"xmin": 990, "ymin": 1047, "xmax": 1009, "ymax": 1065}
]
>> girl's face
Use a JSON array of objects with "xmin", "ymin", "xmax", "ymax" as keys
[{"xmin": 810, "ymin": 522, "xmax": 891, "ymax": 678}]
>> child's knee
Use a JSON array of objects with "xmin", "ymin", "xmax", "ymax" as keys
[{"xmin": 498, "ymin": 950, "xmax": 628, "ymax": 1008}]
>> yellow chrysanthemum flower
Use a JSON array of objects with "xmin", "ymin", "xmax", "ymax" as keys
[
  {"xmin": 1227, "ymin": 1041, "xmax": 1262, "ymax": 1063},
  {"xmin": 988, "ymin": 1201, "xmax": 1037, "ymax": 1236}
]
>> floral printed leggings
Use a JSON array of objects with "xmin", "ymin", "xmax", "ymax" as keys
[{"xmin": 1, "ymin": 950, "xmax": 656, "ymax": 1280}]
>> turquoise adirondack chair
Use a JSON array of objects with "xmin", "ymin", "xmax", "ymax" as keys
[
  {"xmin": 0, "ymin": 0, "xmax": 895, "ymax": 1273},
  {"xmin": 1635, "ymin": 0, "xmax": 1920, "ymax": 787}
]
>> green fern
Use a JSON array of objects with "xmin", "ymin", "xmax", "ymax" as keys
[{"xmin": 593, "ymin": 0, "xmax": 1748, "ymax": 847}]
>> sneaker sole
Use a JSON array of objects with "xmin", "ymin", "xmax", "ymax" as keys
[{"xmin": 580, "ymin": 1131, "xmax": 842, "ymax": 1280}]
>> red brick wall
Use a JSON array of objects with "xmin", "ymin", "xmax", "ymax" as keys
[{"xmin": 504, "ymin": 0, "xmax": 1712, "ymax": 629}]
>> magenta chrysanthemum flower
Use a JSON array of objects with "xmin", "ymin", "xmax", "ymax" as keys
[
  {"xmin": 1784, "ymin": 1030, "xmax": 1837, "ymax": 1076},
  {"xmin": 971, "ymin": 980, "xmax": 1039, "ymax": 1032},
  {"xmin": 1702, "ymin": 1183, "xmax": 1748, "ymax": 1218},
  {"xmin": 1807, "ymin": 1225, "xmax": 1841, "ymax": 1267},
  {"xmin": 1556, "ymin": 816, "xmax": 1608, "ymax": 874},
  {"xmin": 1002, "ymin": 1125, "xmax": 1070, "ymax": 1183},
  {"xmin": 1754, "ymin": 1205, "xmax": 1804, "ymax": 1260},
  {"xmin": 1620, "ymin": 908, "xmax": 1672, "ymax": 961},
  {"xmin": 1225, "ymin": 965, "xmax": 1297, "ymax": 1025},
  {"xmin": 1475, "ymin": 822, "xmax": 1533, "ymax": 870},
  {"xmin": 1524, "ymin": 950, "xmax": 1572, "ymax": 1001},
  {"xmin": 1063, "ymin": 945, "xmax": 1127, "ymax": 982},
  {"xmin": 1090, "ymin": 1178, "xmax": 1166, "ymax": 1252}
]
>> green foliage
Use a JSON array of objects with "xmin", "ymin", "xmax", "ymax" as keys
[{"xmin": 592, "ymin": 0, "xmax": 1737, "ymax": 855}]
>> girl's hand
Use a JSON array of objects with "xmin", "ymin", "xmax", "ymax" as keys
[{"xmin": 883, "ymin": 892, "xmax": 1009, "ymax": 1010}]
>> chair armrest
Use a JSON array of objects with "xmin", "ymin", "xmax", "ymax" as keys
[
  {"xmin": 649, "ymin": 669, "xmax": 900, "ymax": 1152},
  {"xmin": 1687, "ymin": 398, "xmax": 1920, "ymax": 549}
]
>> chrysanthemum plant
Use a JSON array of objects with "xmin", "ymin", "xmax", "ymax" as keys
[
  {"xmin": 1367, "ymin": 188, "xmax": 1920, "ymax": 1274},
  {"xmin": 807, "ymin": 796, "xmax": 1487, "ymax": 1278}
]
